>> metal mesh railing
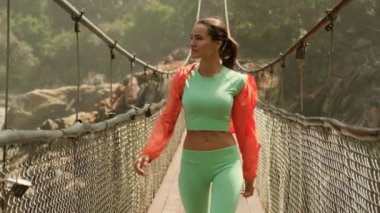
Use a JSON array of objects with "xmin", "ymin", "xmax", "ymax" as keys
[
  {"xmin": 0, "ymin": 107, "xmax": 185, "ymax": 213},
  {"xmin": 255, "ymin": 104, "xmax": 380, "ymax": 213}
]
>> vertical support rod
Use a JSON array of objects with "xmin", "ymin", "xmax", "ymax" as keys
[
  {"xmin": 328, "ymin": 26, "xmax": 334, "ymax": 81},
  {"xmin": 129, "ymin": 56, "xmax": 135, "ymax": 108},
  {"xmin": 296, "ymin": 42, "xmax": 306, "ymax": 114},
  {"xmin": 2, "ymin": 2, "xmax": 11, "ymax": 211},
  {"xmin": 108, "ymin": 44, "xmax": 116, "ymax": 118},
  {"xmin": 280, "ymin": 58, "xmax": 286, "ymax": 108},
  {"xmin": 4, "ymin": 0, "xmax": 11, "ymax": 130},
  {"xmin": 72, "ymin": 11, "xmax": 84, "ymax": 122},
  {"xmin": 223, "ymin": 0, "xmax": 230, "ymax": 36},
  {"xmin": 75, "ymin": 31, "xmax": 80, "ymax": 121},
  {"xmin": 299, "ymin": 61, "xmax": 304, "ymax": 114},
  {"xmin": 110, "ymin": 52, "xmax": 113, "ymax": 106}
]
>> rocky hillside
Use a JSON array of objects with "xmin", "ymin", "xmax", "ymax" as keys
[{"xmin": 2, "ymin": 63, "xmax": 174, "ymax": 130}]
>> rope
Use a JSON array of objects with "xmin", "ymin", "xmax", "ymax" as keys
[
  {"xmin": 71, "ymin": 12, "xmax": 84, "ymax": 213},
  {"xmin": 129, "ymin": 55, "xmax": 135, "ymax": 109},
  {"xmin": 75, "ymin": 32, "xmax": 80, "ymax": 121},
  {"xmin": 72, "ymin": 11, "xmax": 84, "ymax": 122},
  {"xmin": 325, "ymin": 9, "xmax": 336, "ymax": 81},
  {"xmin": 196, "ymin": 0, "xmax": 202, "ymax": 22},
  {"xmin": 53, "ymin": 0, "xmax": 203, "ymax": 75},
  {"xmin": 222, "ymin": 0, "xmax": 259, "ymax": 72},
  {"xmin": 4, "ymin": 0, "xmax": 10, "ymax": 130},
  {"xmin": 158, "ymin": 0, "xmax": 202, "ymax": 71},
  {"xmin": 280, "ymin": 58, "xmax": 286, "ymax": 108},
  {"xmin": 299, "ymin": 61, "xmax": 304, "ymax": 114},
  {"xmin": 223, "ymin": 0, "xmax": 230, "ymax": 37},
  {"xmin": 109, "ymin": 41, "xmax": 117, "ymax": 117},
  {"xmin": 222, "ymin": 0, "xmax": 352, "ymax": 74},
  {"xmin": 268, "ymin": 67, "xmax": 274, "ymax": 103},
  {"xmin": 329, "ymin": 26, "xmax": 334, "ymax": 80},
  {"xmin": 2, "ymin": 1, "xmax": 10, "ymax": 208},
  {"xmin": 296, "ymin": 42, "xmax": 307, "ymax": 114}
]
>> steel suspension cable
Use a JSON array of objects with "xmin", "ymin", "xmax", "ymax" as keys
[
  {"xmin": 159, "ymin": 0, "xmax": 202, "ymax": 68},
  {"xmin": 223, "ymin": 0, "xmax": 230, "ymax": 37},
  {"xmin": 280, "ymin": 59, "xmax": 286, "ymax": 108},
  {"xmin": 73, "ymin": 12, "xmax": 84, "ymax": 122},
  {"xmin": 1, "ymin": 1, "xmax": 11, "ymax": 208},
  {"xmin": 53, "ymin": 0, "xmax": 203, "ymax": 75},
  {"xmin": 196, "ymin": 0, "xmax": 202, "ymax": 22},
  {"xmin": 223, "ymin": 0, "xmax": 352, "ymax": 74},
  {"xmin": 75, "ymin": 30, "xmax": 80, "ymax": 121},
  {"xmin": 223, "ymin": 0, "xmax": 252, "ymax": 72},
  {"xmin": 329, "ymin": 26, "xmax": 334, "ymax": 81},
  {"xmin": 109, "ymin": 41, "xmax": 117, "ymax": 117},
  {"xmin": 129, "ymin": 56, "xmax": 135, "ymax": 109},
  {"xmin": 72, "ymin": 15, "xmax": 83, "ymax": 210},
  {"xmin": 299, "ymin": 60, "xmax": 305, "ymax": 114},
  {"xmin": 325, "ymin": 11, "xmax": 336, "ymax": 81},
  {"xmin": 295, "ymin": 42, "xmax": 307, "ymax": 114},
  {"xmin": 4, "ymin": 0, "xmax": 10, "ymax": 130}
]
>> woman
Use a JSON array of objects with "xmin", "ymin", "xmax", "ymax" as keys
[{"xmin": 134, "ymin": 17, "xmax": 260, "ymax": 213}]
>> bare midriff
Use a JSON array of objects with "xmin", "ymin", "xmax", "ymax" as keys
[{"xmin": 183, "ymin": 130, "xmax": 236, "ymax": 150}]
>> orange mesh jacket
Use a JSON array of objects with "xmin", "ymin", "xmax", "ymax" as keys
[{"xmin": 140, "ymin": 63, "xmax": 261, "ymax": 181}]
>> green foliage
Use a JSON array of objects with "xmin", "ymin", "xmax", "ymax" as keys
[
  {"xmin": 0, "ymin": 0, "xmax": 378, "ymax": 99},
  {"xmin": 122, "ymin": 0, "xmax": 186, "ymax": 62}
]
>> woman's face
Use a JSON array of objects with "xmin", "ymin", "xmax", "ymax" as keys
[{"xmin": 190, "ymin": 24, "xmax": 221, "ymax": 59}]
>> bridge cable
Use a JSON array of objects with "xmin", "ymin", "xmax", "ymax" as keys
[
  {"xmin": 71, "ymin": 10, "xmax": 84, "ymax": 211},
  {"xmin": 159, "ymin": 0, "xmax": 202, "ymax": 75},
  {"xmin": 129, "ymin": 55, "xmax": 136, "ymax": 110},
  {"xmin": 280, "ymin": 58, "xmax": 286, "ymax": 108},
  {"xmin": 325, "ymin": 9, "xmax": 336, "ymax": 82},
  {"xmin": 268, "ymin": 66, "xmax": 274, "ymax": 103},
  {"xmin": 295, "ymin": 42, "xmax": 307, "ymax": 114},
  {"xmin": 329, "ymin": 25, "xmax": 334, "ymax": 81},
  {"xmin": 71, "ymin": 12, "xmax": 84, "ymax": 213},
  {"xmin": 223, "ymin": 0, "xmax": 351, "ymax": 74},
  {"xmin": 1, "ymin": 0, "xmax": 11, "ymax": 208},
  {"xmin": 3, "ymin": 0, "xmax": 10, "ymax": 130},
  {"xmin": 53, "ymin": 0, "xmax": 202, "ymax": 75},
  {"xmin": 108, "ymin": 40, "xmax": 117, "ymax": 117},
  {"xmin": 223, "ymin": 0, "xmax": 230, "ymax": 37},
  {"xmin": 223, "ymin": 0, "xmax": 349, "ymax": 114},
  {"xmin": 223, "ymin": 0, "xmax": 256, "ymax": 74},
  {"xmin": 72, "ymin": 11, "xmax": 85, "ymax": 122}
]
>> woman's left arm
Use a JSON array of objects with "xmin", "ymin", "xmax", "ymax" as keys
[{"xmin": 231, "ymin": 75, "xmax": 261, "ymax": 182}]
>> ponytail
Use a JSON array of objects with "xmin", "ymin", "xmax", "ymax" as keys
[
  {"xmin": 220, "ymin": 37, "xmax": 239, "ymax": 69},
  {"xmin": 196, "ymin": 17, "xmax": 240, "ymax": 70}
]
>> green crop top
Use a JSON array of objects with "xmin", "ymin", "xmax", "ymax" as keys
[{"xmin": 182, "ymin": 66, "xmax": 246, "ymax": 131}]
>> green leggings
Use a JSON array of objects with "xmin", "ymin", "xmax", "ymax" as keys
[{"xmin": 178, "ymin": 144, "xmax": 243, "ymax": 213}]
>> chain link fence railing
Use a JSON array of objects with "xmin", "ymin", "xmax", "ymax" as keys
[
  {"xmin": 255, "ymin": 103, "xmax": 380, "ymax": 213},
  {"xmin": 0, "ymin": 105, "xmax": 185, "ymax": 213}
]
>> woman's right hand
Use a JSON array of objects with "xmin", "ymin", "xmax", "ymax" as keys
[
  {"xmin": 242, "ymin": 180, "xmax": 255, "ymax": 198},
  {"xmin": 134, "ymin": 154, "xmax": 151, "ymax": 176}
]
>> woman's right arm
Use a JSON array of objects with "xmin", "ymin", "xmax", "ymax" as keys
[{"xmin": 138, "ymin": 64, "xmax": 196, "ymax": 162}]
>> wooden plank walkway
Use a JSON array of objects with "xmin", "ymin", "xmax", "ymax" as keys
[{"xmin": 147, "ymin": 133, "xmax": 265, "ymax": 213}]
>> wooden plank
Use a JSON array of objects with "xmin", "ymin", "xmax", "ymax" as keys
[
  {"xmin": 147, "ymin": 133, "xmax": 185, "ymax": 213},
  {"xmin": 237, "ymin": 190, "xmax": 266, "ymax": 213}
]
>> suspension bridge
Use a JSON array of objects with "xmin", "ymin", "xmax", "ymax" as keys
[{"xmin": 1, "ymin": 0, "xmax": 380, "ymax": 212}]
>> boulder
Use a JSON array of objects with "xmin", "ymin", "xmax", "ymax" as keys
[{"xmin": 6, "ymin": 84, "xmax": 110, "ymax": 130}]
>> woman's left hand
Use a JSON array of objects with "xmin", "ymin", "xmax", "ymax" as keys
[{"xmin": 241, "ymin": 180, "xmax": 254, "ymax": 198}]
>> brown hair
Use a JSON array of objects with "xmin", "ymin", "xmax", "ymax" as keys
[{"xmin": 196, "ymin": 17, "xmax": 239, "ymax": 69}]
